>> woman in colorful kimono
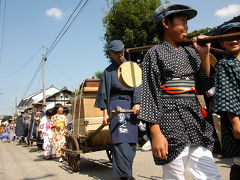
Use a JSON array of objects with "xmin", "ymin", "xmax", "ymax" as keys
[
  {"xmin": 50, "ymin": 103, "xmax": 67, "ymax": 162},
  {"xmin": 213, "ymin": 22, "xmax": 240, "ymax": 180},
  {"xmin": 39, "ymin": 109, "xmax": 53, "ymax": 160},
  {"xmin": 7, "ymin": 120, "xmax": 15, "ymax": 143},
  {"xmin": 138, "ymin": 3, "xmax": 220, "ymax": 179},
  {"xmin": 0, "ymin": 125, "xmax": 8, "ymax": 141}
]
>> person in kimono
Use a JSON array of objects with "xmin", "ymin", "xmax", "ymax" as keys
[
  {"xmin": 7, "ymin": 120, "xmax": 15, "ymax": 143},
  {"xmin": 0, "ymin": 125, "xmax": 8, "ymax": 141},
  {"xmin": 28, "ymin": 103, "xmax": 45, "ymax": 149},
  {"xmin": 15, "ymin": 110, "xmax": 26, "ymax": 144},
  {"xmin": 39, "ymin": 109, "xmax": 53, "ymax": 160},
  {"xmin": 138, "ymin": 3, "xmax": 220, "ymax": 180},
  {"xmin": 0, "ymin": 125, "xmax": 4, "ymax": 137},
  {"xmin": 95, "ymin": 40, "xmax": 141, "ymax": 180},
  {"xmin": 50, "ymin": 103, "xmax": 67, "ymax": 162},
  {"xmin": 24, "ymin": 108, "xmax": 32, "ymax": 144},
  {"xmin": 212, "ymin": 22, "xmax": 240, "ymax": 180}
]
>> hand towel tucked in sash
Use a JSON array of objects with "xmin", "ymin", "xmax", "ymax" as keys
[{"xmin": 160, "ymin": 79, "xmax": 196, "ymax": 98}]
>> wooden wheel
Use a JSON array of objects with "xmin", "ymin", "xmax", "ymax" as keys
[
  {"xmin": 106, "ymin": 146, "xmax": 113, "ymax": 163},
  {"xmin": 65, "ymin": 135, "xmax": 81, "ymax": 172}
]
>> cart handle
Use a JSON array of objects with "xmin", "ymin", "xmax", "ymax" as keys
[{"xmin": 86, "ymin": 106, "xmax": 134, "ymax": 142}]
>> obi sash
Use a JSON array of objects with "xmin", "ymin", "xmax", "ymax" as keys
[{"xmin": 161, "ymin": 79, "xmax": 196, "ymax": 98}]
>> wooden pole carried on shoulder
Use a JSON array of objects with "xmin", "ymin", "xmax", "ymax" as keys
[{"xmin": 126, "ymin": 32, "xmax": 240, "ymax": 54}]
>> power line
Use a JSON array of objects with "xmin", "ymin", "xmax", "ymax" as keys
[
  {"xmin": 45, "ymin": 0, "xmax": 90, "ymax": 58},
  {"xmin": 0, "ymin": 47, "xmax": 42, "ymax": 78},
  {"xmin": 21, "ymin": 60, "xmax": 43, "ymax": 100},
  {"xmin": 19, "ymin": 0, "xmax": 91, "ymax": 103},
  {"xmin": 45, "ymin": 0, "xmax": 85, "ymax": 58}
]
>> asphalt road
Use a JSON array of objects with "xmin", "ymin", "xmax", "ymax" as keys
[{"xmin": 0, "ymin": 140, "xmax": 232, "ymax": 180}]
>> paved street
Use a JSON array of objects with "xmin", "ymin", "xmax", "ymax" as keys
[{"xmin": 0, "ymin": 140, "xmax": 232, "ymax": 180}]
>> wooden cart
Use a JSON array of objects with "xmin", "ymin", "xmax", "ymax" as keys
[{"xmin": 62, "ymin": 79, "xmax": 112, "ymax": 172}]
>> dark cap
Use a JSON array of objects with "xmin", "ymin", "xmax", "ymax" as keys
[
  {"xmin": 216, "ymin": 22, "xmax": 240, "ymax": 35},
  {"xmin": 108, "ymin": 40, "xmax": 125, "ymax": 52},
  {"xmin": 154, "ymin": 3, "xmax": 197, "ymax": 28}
]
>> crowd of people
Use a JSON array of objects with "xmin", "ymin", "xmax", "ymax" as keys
[{"xmin": 1, "ymin": 103, "xmax": 72, "ymax": 163}]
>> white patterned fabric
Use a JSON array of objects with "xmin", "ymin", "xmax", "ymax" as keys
[{"xmin": 39, "ymin": 116, "xmax": 53, "ymax": 156}]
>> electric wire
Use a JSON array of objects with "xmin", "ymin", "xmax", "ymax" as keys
[
  {"xmin": 21, "ymin": 60, "xmax": 43, "ymax": 100},
  {"xmin": 0, "ymin": 47, "xmax": 42, "ymax": 78},
  {"xmin": 45, "ymin": 0, "xmax": 85, "ymax": 58},
  {"xmin": 45, "ymin": 0, "xmax": 90, "ymax": 58},
  {"xmin": 18, "ymin": 0, "xmax": 91, "ymax": 105}
]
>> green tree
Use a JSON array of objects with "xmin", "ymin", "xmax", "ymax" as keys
[
  {"xmin": 103, "ymin": 0, "xmax": 161, "ymax": 50},
  {"xmin": 94, "ymin": 71, "xmax": 103, "ymax": 79},
  {"xmin": 187, "ymin": 28, "xmax": 212, "ymax": 39}
]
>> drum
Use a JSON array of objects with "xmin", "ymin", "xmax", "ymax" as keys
[
  {"xmin": 209, "ymin": 53, "xmax": 217, "ymax": 68},
  {"xmin": 118, "ymin": 61, "xmax": 142, "ymax": 88}
]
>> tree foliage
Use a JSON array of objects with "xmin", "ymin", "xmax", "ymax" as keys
[
  {"xmin": 187, "ymin": 28, "xmax": 212, "ymax": 39},
  {"xmin": 94, "ymin": 71, "xmax": 103, "ymax": 79},
  {"xmin": 103, "ymin": 0, "xmax": 161, "ymax": 49}
]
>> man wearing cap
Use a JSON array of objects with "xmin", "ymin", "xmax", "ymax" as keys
[
  {"xmin": 213, "ymin": 22, "xmax": 240, "ymax": 180},
  {"xmin": 95, "ymin": 40, "xmax": 141, "ymax": 180},
  {"xmin": 138, "ymin": 3, "xmax": 220, "ymax": 179}
]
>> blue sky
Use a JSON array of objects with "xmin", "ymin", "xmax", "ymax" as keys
[{"xmin": 0, "ymin": 0, "xmax": 239, "ymax": 115}]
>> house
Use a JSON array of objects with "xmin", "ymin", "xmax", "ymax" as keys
[
  {"xmin": 39, "ymin": 86, "xmax": 73, "ymax": 109},
  {"xmin": 17, "ymin": 85, "xmax": 72, "ymax": 111}
]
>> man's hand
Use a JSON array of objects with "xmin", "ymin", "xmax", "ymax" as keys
[
  {"xmin": 151, "ymin": 132, "xmax": 168, "ymax": 160},
  {"xmin": 132, "ymin": 104, "xmax": 140, "ymax": 115},
  {"xmin": 193, "ymin": 35, "xmax": 211, "ymax": 57},
  {"xmin": 193, "ymin": 35, "xmax": 211, "ymax": 76},
  {"xmin": 103, "ymin": 109, "xmax": 109, "ymax": 126}
]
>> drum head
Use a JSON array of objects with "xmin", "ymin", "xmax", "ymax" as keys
[
  {"xmin": 118, "ymin": 61, "xmax": 142, "ymax": 88},
  {"xmin": 210, "ymin": 53, "xmax": 217, "ymax": 68}
]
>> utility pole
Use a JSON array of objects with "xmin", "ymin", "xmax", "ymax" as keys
[
  {"xmin": 42, "ymin": 46, "xmax": 48, "ymax": 111},
  {"xmin": 15, "ymin": 97, "xmax": 17, "ymax": 114}
]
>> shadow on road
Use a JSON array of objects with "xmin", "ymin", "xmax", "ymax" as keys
[
  {"xmin": 58, "ymin": 157, "xmax": 112, "ymax": 179},
  {"xmin": 214, "ymin": 157, "xmax": 232, "ymax": 168},
  {"xmin": 33, "ymin": 154, "xmax": 46, "ymax": 161},
  {"xmin": 21, "ymin": 174, "xmax": 55, "ymax": 180},
  {"xmin": 137, "ymin": 175, "xmax": 162, "ymax": 180}
]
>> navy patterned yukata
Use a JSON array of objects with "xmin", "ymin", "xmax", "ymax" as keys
[
  {"xmin": 213, "ymin": 55, "xmax": 240, "ymax": 157},
  {"xmin": 138, "ymin": 41, "xmax": 215, "ymax": 165},
  {"xmin": 95, "ymin": 59, "xmax": 141, "ymax": 178}
]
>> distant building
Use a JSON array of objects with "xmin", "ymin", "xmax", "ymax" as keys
[
  {"xmin": 39, "ymin": 86, "xmax": 73, "ymax": 109},
  {"xmin": 17, "ymin": 85, "xmax": 73, "ymax": 110}
]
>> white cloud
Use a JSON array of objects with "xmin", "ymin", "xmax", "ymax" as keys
[
  {"xmin": 46, "ymin": 8, "xmax": 63, "ymax": 20},
  {"xmin": 215, "ymin": 4, "xmax": 240, "ymax": 18}
]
